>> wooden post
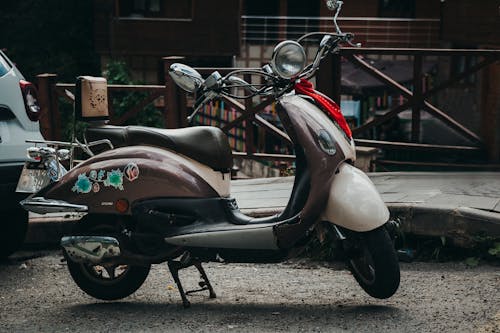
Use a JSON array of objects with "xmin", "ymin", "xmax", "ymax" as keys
[
  {"xmin": 480, "ymin": 60, "xmax": 500, "ymax": 162},
  {"xmin": 36, "ymin": 73, "xmax": 60, "ymax": 140},
  {"xmin": 316, "ymin": 53, "xmax": 341, "ymax": 104},
  {"xmin": 244, "ymin": 73, "xmax": 255, "ymax": 155},
  {"xmin": 278, "ymin": 0, "xmax": 287, "ymax": 40},
  {"xmin": 412, "ymin": 55, "xmax": 423, "ymax": 143},
  {"xmin": 331, "ymin": 53, "xmax": 342, "ymax": 104},
  {"xmin": 163, "ymin": 56, "xmax": 187, "ymax": 128}
]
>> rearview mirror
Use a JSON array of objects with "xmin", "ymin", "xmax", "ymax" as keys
[
  {"xmin": 169, "ymin": 63, "xmax": 203, "ymax": 93},
  {"xmin": 326, "ymin": 0, "xmax": 341, "ymax": 11}
]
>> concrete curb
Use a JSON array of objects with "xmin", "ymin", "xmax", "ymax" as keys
[
  {"xmin": 25, "ymin": 203, "xmax": 500, "ymax": 248},
  {"xmin": 388, "ymin": 204, "xmax": 500, "ymax": 246}
]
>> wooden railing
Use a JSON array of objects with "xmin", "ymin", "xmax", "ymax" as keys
[
  {"xmin": 318, "ymin": 47, "xmax": 500, "ymax": 169},
  {"xmin": 37, "ymin": 49, "xmax": 500, "ymax": 170},
  {"xmin": 37, "ymin": 75, "xmax": 168, "ymax": 140}
]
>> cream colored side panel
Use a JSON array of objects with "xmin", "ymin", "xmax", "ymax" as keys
[
  {"xmin": 321, "ymin": 163, "xmax": 389, "ymax": 232},
  {"xmin": 167, "ymin": 151, "xmax": 231, "ymax": 197}
]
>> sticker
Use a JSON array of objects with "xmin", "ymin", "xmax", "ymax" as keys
[
  {"xmin": 48, "ymin": 160, "xmax": 60, "ymax": 182},
  {"xmin": 103, "ymin": 169, "xmax": 124, "ymax": 190},
  {"xmin": 72, "ymin": 174, "xmax": 92, "ymax": 194},
  {"xmin": 124, "ymin": 163, "xmax": 140, "ymax": 182},
  {"xmin": 71, "ymin": 164, "xmax": 140, "ymax": 194}
]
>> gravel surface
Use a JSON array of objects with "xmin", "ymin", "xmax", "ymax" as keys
[{"xmin": 0, "ymin": 251, "xmax": 499, "ymax": 333}]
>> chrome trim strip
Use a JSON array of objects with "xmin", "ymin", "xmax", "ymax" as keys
[
  {"xmin": 164, "ymin": 224, "xmax": 279, "ymax": 250},
  {"xmin": 20, "ymin": 197, "xmax": 88, "ymax": 215}
]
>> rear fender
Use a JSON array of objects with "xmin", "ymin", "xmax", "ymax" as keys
[
  {"xmin": 321, "ymin": 163, "xmax": 389, "ymax": 232},
  {"xmin": 39, "ymin": 146, "xmax": 228, "ymax": 215}
]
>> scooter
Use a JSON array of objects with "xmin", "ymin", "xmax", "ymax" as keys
[{"xmin": 17, "ymin": 0, "xmax": 400, "ymax": 307}]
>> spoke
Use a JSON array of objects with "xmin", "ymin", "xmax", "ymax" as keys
[{"xmin": 104, "ymin": 265, "xmax": 116, "ymax": 279}]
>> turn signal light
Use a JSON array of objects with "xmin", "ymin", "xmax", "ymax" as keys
[
  {"xmin": 115, "ymin": 198, "xmax": 129, "ymax": 213},
  {"xmin": 19, "ymin": 80, "xmax": 41, "ymax": 121}
]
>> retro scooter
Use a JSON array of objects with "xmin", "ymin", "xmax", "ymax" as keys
[{"xmin": 18, "ymin": 0, "xmax": 400, "ymax": 307}]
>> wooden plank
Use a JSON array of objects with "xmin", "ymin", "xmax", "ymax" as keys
[
  {"xmin": 341, "ymin": 48, "xmax": 500, "ymax": 57},
  {"xmin": 347, "ymin": 54, "xmax": 414, "ymax": 100},
  {"xmin": 222, "ymin": 97, "xmax": 275, "ymax": 132},
  {"xmin": 254, "ymin": 114, "xmax": 292, "ymax": 145},
  {"xmin": 375, "ymin": 160, "xmax": 500, "ymax": 171},
  {"xmin": 111, "ymin": 90, "xmax": 163, "ymax": 125},
  {"xmin": 347, "ymin": 54, "xmax": 484, "ymax": 144},
  {"xmin": 422, "ymin": 57, "xmax": 499, "ymax": 100},
  {"xmin": 352, "ymin": 103, "xmax": 410, "ymax": 135},
  {"xmin": 412, "ymin": 55, "xmax": 423, "ymax": 142},
  {"xmin": 232, "ymin": 151, "xmax": 296, "ymax": 162},
  {"xmin": 56, "ymin": 83, "xmax": 165, "ymax": 92},
  {"xmin": 354, "ymin": 139, "xmax": 484, "ymax": 153}
]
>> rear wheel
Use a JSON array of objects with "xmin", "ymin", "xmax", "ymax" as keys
[
  {"xmin": 66, "ymin": 258, "xmax": 150, "ymax": 300},
  {"xmin": 346, "ymin": 226, "xmax": 400, "ymax": 299},
  {"xmin": 64, "ymin": 216, "xmax": 150, "ymax": 300}
]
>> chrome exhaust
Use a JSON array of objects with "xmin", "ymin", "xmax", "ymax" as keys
[{"xmin": 61, "ymin": 236, "xmax": 121, "ymax": 264}]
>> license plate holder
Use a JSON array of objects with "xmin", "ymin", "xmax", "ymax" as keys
[{"xmin": 16, "ymin": 162, "xmax": 52, "ymax": 194}]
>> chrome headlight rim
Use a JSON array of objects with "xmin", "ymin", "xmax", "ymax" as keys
[{"xmin": 271, "ymin": 40, "xmax": 306, "ymax": 79}]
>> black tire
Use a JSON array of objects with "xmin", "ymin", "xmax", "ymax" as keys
[
  {"xmin": 0, "ymin": 208, "xmax": 28, "ymax": 259},
  {"xmin": 347, "ymin": 226, "xmax": 400, "ymax": 299},
  {"xmin": 66, "ymin": 257, "xmax": 151, "ymax": 300},
  {"xmin": 64, "ymin": 216, "xmax": 150, "ymax": 300}
]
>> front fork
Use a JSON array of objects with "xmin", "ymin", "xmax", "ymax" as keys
[
  {"xmin": 332, "ymin": 219, "xmax": 402, "ymax": 242},
  {"xmin": 331, "ymin": 219, "xmax": 403, "ymax": 260}
]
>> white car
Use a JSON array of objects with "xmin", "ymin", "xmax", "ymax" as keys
[{"xmin": 0, "ymin": 50, "xmax": 44, "ymax": 258}]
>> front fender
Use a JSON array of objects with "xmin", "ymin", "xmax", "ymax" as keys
[{"xmin": 321, "ymin": 163, "xmax": 389, "ymax": 232}]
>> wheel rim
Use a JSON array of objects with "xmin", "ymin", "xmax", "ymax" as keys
[
  {"xmin": 81, "ymin": 263, "xmax": 130, "ymax": 285},
  {"xmin": 75, "ymin": 222, "xmax": 131, "ymax": 285},
  {"xmin": 350, "ymin": 246, "xmax": 376, "ymax": 285}
]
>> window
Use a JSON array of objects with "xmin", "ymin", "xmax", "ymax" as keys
[
  {"xmin": 0, "ymin": 52, "xmax": 12, "ymax": 78},
  {"xmin": 118, "ymin": 0, "xmax": 192, "ymax": 19},
  {"xmin": 379, "ymin": 0, "xmax": 415, "ymax": 18},
  {"xmin": 244, "ymin": 0, "xmax": 279, "ymax": 16}
]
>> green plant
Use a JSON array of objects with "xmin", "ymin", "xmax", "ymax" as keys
[
  {"xmin": 487, "ymin": 242, "xmax": 500, "ymax": 258},
  {"xmin": 103, "ymin": 61, "xmax": 164, "ymax": 128}
]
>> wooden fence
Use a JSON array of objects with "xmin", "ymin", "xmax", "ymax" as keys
[{"xmin": 37, "ymin": 49, "xmax": 500, "ymax": 170}]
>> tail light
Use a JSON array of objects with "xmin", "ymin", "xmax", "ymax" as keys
[{"xmin": 19, "ymin": 80, "xmax": 41, "ymax": 121}]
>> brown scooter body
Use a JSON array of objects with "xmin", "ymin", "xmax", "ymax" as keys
[{"xmin": 40, "ymin": 145, "xmax": 228, "ymax": 215}]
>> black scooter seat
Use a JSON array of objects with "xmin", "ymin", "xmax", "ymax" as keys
[{"xmin": 86, "ymin": 125, "xmax": 233, "ymax": 171}]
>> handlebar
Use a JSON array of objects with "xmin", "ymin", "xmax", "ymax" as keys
[{"xmin": 172, "ymin": 0, "xmax": 359, "ymax": 123}]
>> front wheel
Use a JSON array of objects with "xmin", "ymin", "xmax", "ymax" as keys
[{"xmin": 346, "ymin": 226, "xmax": 400, "ymax": 299}]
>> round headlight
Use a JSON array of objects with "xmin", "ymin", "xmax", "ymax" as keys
[{"xmin": 271, "ymin": 41, "xmax": 306, "ymax": 79}]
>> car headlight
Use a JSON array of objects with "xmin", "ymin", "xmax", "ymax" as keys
[{"xmin": 271, "ymin": 41, "xmax": 306, "ymax": 79}]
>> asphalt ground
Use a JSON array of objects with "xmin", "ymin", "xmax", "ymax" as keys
[{"xmin": 0, "ymin": 251, "xmax": 499, "ymax": 333}]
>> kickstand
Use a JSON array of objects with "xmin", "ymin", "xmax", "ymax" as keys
[
  {"xmin": 186, "ymin": 262, "xmax": 217, "ymax": 299},
  {"xmin": 167, "ymin": 257, "xmax": 216, "ymax": 308},
  {"xmin": 167, "ymin": 260, "xmax": 191, "ymax": 308}
]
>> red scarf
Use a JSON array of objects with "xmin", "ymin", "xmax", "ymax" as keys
[{"xmin": 294, "ymin": 79, "xmax": 352, "ymax": 139}]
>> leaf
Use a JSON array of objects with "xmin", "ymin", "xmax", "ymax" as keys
[{"xmin": 464, "ymin": 257, "xmax": 479, "ymax": 267}]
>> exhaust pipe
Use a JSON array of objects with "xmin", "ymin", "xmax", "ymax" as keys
[{"xmin": 61, "ymin": 236, "xmax": 121, "ymax": 264}]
